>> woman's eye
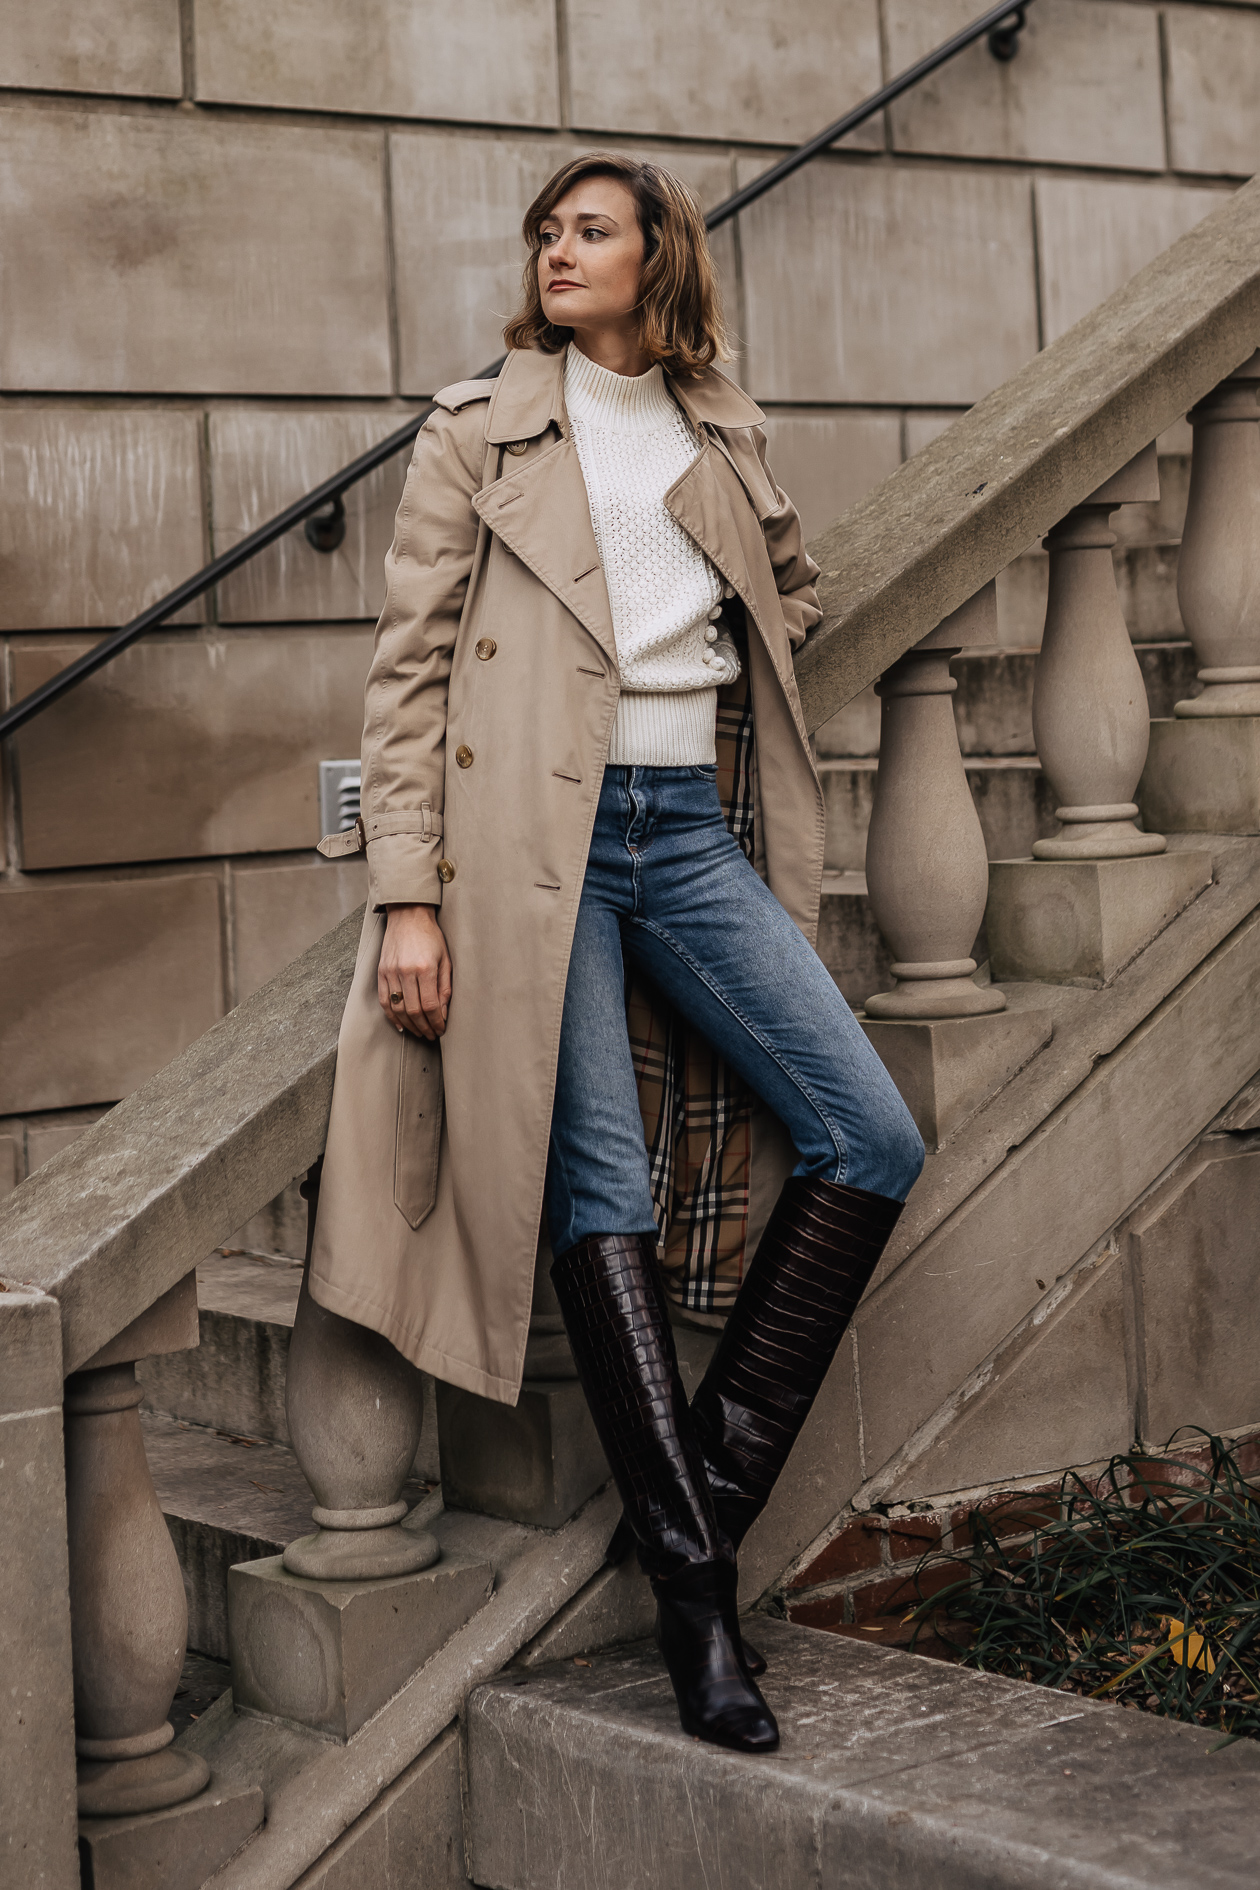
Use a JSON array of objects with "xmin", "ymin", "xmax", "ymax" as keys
[{"xmin": 581, "ymin": 227, "xmax": 605, "ymax": 241}]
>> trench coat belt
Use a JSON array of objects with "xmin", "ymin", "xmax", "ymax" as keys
[{"xmin": 317, "ymin": 807, "xmax": 442, "ymax": 859}]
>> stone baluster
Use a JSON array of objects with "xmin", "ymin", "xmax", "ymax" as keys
[
  {"xmin": 69, "ymin": 1275, "xmax": 267, "ymax": 1880},
  {"xmin": 1028, "ymin": 445, "xmax": 1166, "ymax": 862},
  {"xmin": 1174, "ymin": 350, "xmax": 1260, "ymax": 716},
  {"xmin": 66, "ymin": 1346, "xmax": 210, "ymax": 1818},
  {"xmin": 283, "ymin": 1166, "xmax": 439, "ymax": 1580},
  {"xmin": 988, "ymin": 445, "xmax": 1213, "ymax": 989},
  {"xmin": 864, "ymin": 583, "xmax": 1006, "ymax": 1020}
]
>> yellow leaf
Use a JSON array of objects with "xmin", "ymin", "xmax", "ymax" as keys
[{"xmin": 1161, "ymin": 1617, "xmax": 1216, "ymax": 1674}]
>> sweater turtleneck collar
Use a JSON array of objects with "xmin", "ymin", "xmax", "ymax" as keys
[{"xmin": 563, "ymin": 344, "xmax": 679, "ymax": 434}]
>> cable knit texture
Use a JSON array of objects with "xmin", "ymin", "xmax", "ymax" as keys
[{"xmin": 564, "ymin": 345, "xmax": 741, "ymax": 767}]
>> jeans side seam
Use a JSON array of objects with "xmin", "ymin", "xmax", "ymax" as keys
[{"xmin": 630, "ymin": 916, "xmax": 849, "ymax": 1185}]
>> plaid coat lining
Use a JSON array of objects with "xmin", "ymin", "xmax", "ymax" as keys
[{"xmin": 625, "ymin": 665, "xmax": 759, "ymax": 1315}]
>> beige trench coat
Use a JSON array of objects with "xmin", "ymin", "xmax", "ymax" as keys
[{"xmin": 311, "ymin": 346, "xmax": 825, "ymax": 1405}]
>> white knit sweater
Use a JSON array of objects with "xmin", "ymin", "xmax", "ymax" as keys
[{"xmin": 564, "ymin": 345, "xmax": 740, "ymax": 766}]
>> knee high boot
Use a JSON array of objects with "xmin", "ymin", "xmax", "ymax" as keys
[
  {"xmin": 691, "ymin": 1177, "xmax": 904, "ymax": 1555},
  {"xmin": 550, "ymin": 1232, "xmax": 778, "ymax": 1753}
]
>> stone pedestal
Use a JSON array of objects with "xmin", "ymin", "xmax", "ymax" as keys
[
  {"xmin": 436, "ymin": 1376, "xmax": 608, "ymax": 1529},
  {"xmin": 1140, "ymin": 717, "xmax": 1260, "ymax": 834},
  {"xmin": 860, "ymin": 1008, "xmax": 1053, "ymax": 1151},
  {"xmin": 78, "ymin": 1778, "xmax": 264, "ymax": 1890},
  {"xmin": 986, "ymin": 852, "xmax": 1212, "ymax": 987},
  {"xmin": 228, "ymin": 1549, "xmax": 493, "ymax": 1741}
]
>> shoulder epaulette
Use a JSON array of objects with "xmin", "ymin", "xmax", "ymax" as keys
[{"xmin": 431, "ymin": 378, "xmax": 499, "ymax": 414}]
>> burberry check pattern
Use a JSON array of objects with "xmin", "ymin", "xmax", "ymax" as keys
[{"xmin": 626, "ymin": 662, "xmax": 758, "ymax": 1316}]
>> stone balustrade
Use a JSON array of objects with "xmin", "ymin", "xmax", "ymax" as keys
[{"xmin": 0, "ymin": 913, "xmax": 358, "ymax": 1884}]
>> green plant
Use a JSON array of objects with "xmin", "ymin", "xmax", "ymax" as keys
[{"xmin": 907, "ymin": 1432, "xmax": 1260, "ymax": 1748}]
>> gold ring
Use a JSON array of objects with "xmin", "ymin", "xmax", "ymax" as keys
[{"xmin": 389, "ymin": 991, "xmax": 404, "ymax": 1005}]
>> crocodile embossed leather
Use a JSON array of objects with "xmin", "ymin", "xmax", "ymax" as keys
[
  {"xmin": 550, "ymin": 1230, "xmax": 778, "ymax": 1753},
  {"xmin": 691, "ymin": 1176, "xmax": 904, "ymax": 1549},
  {"xmin": 550, "ymin": 1231, "xmax": 725, "ymax": 1577}
]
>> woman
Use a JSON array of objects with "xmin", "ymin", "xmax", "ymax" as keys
[{"xmin": 313, "ymin": 153, "xmax": 924, "ymax": 1753}]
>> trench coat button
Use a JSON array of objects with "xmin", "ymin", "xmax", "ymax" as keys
[
  {"xmin": 504, "ymin": 440, "xmax": 528, "ymax": 456},
  {"xmin": 437, "ymin": 859, "xmax": 456, "ymax": 883},
  {"xmin": 456, "ymin": 745, "xmax": 474, "ymax": 769},
  {"xmin": 475, "ymin": 638, "xmax": 497, "ymax": 660}
]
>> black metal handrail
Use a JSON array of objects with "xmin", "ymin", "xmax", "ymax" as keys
[{"xmin": 0, "ymin": 0, "xmax": 1031, "ymax": 743}]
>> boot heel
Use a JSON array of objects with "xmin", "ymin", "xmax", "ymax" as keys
[{"xmin": 652, "ymin": 1561, "xmax": 778, "ymax": 1753}]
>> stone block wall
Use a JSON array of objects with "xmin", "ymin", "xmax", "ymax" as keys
[{"xmin": 1, "ymin": 0, "xmax": 1255, "ymax": 1164}]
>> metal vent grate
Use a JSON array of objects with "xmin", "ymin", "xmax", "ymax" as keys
[{"xmin": 319, "ymin": 759, "xmax": 361, "ymax": 839}]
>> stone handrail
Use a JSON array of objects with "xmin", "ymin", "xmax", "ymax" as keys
[
  {"xmin": 797, "ymin": 172, "xmax": 1260, "ymax": 731},
  {"xmin": 0, "ymin": 909, "xmax": 361, "ymax": 1372}
]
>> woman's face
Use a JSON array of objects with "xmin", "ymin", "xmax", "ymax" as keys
[{"xmin": 536, "ymin": 177, "xmax": 646, "ymax": 336}]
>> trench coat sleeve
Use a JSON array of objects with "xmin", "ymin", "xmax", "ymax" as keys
[
  {"xmin": 750, "ymin": 427, "xmax": 823, "ymax": 651},
  {"xmin": 360, "ymin": 406, "xmax": 484, "ymax": 910}
]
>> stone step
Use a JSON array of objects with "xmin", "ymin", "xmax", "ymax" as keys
[
  {"xmin": 139, "ymin": 1249, "xmax": 441, "ymax": 1470},
  {"xmin": 464, "ymin": 1618, "xmax": 1260, "ymax": 1890},
  {"xmin": 816, "ymin": 641, "xmax": 1198, "ymax": 760},
  {"xmin": 142, "ymin": 1409, "xmax": 437, "ymax": 1659},
  {"xmin": 140, "ymin": 1250, "xmax": 304, "ymax": 1448}
]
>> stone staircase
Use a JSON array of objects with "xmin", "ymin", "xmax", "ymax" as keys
[{"xmin": 8, "ymin": 187, "xmax": 1260, "ymax": 1890}]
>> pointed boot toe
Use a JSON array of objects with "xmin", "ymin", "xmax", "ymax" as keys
[{"xmin": 685, "ymin": 1697, "xmax": 780, "ymax": 1753}]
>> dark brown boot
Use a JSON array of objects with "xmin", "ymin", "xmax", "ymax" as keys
[
  {"xmin": 691, "ymin": 1177, "xmax": 904, "ymax": 1552},
  {"xmin": 551, "ymin": 1232, "xmax": 778, "ymax": 1752}
]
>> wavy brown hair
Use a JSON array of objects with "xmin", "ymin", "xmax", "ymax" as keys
[{"xmin": 503, "ymin": 153, "xmax": 731, "ymax": 380}]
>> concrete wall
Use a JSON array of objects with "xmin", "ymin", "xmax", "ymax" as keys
[{"xmin": 1, "ymin": 0, "xmax": 1254, "ymax": 1145}]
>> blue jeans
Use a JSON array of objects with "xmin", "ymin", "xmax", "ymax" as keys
[{"xmin": 545, "ymin": 765, "xmax": 924, "ymax": 1255}]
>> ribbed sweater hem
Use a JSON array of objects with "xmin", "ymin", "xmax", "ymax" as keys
[{"xmin": 608, "ymin": 688, "xmax": 718, "ymax": 766}]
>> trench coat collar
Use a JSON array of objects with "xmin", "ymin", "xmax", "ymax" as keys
[
  {"xmin": 484, "ymin": 346, "xmax": 764, "ymax": 443},
  {"xmin": 473, "ymin": 415, "xmax": 616, "ymax": 663},
  {"xmin": 475, "ymin": 349, "xmax": 770, "ymax": 665}
]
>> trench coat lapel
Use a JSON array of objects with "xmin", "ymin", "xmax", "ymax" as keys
[
  {"xmin": 662, "ymin": 371, "xmax": 779, "ymax": 662},
  {"xmin": 663, "ymin": 445, "xmax": 758, "ymax": 627},
  {"xmin": 473, "ymin": 438, "xmax": 617, "ymax": 665},
  {"xmin": 665, "ymin": 443, "xmax": 807, "ymax": 711}
]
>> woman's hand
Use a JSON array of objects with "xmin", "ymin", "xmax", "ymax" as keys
[{"xmin": 378, "ymin": 904, "xmax": 451, "ymax": 1040}]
